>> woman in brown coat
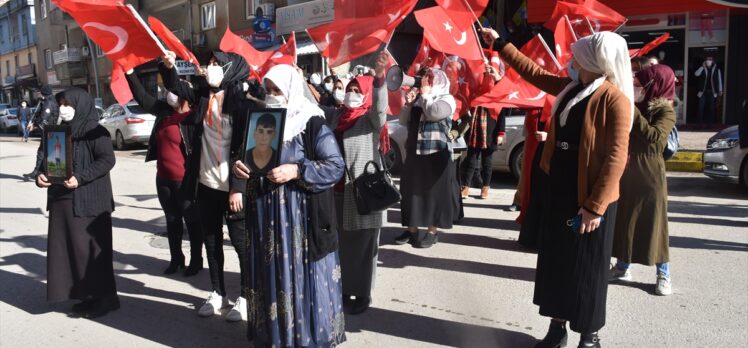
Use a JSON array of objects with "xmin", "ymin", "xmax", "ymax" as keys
[
  {"xmin": 482, "ymin": 28, "xmax": 633, "ymax": 348},
  {"xmin": 610, "ymin": 64, "xmax": 676, "ymax": 296}
]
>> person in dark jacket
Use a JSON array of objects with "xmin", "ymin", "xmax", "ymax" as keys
[
  {"xmin": 19, "ymin": 100, "xmax": 31, "ymax": 141},
  {"xmin": 125, "ymin": 51, "xmax": 203, "ymax": 276},
  {"xmin": 24, "ymin": 85, "xmax": 59, "ymax": 179},
  {"xmin": 163, "ymin": 50, "xmax": 264, "ymax": 322},
  {"xmin": 35, "ymin": 87, "xmax": 117, "ymax": 319}
]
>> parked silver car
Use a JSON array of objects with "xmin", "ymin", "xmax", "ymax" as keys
[
  {"xmin": 704, "ymin": 125, "xmax": 747, "ymax": 188},
  {"xmin": 99, "ymin": 102, "xmax": 156, "ymax": 150},
  {"xmin": 0, "ymin": 107, "xmax": 19, "ymax": 133},
  {"xmin": 385, "ymin": 109, "xmax": 527, "ymax": 179}
]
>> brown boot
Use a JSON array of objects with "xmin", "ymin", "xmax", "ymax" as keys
[
  {"xmin": 480, "ymin": 186, "xmax": 490, "ymax": 199},
  {"xmin": 461, "ymin": 186, "xmax": 470, "ymax": 199}
]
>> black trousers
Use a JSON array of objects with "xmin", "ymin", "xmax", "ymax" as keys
[
  {"xmin": 197, "ymin": 183, "xmax": 247, "ymax": 297},
  {"xmin": 156, "ymin": 176, "xmax": 203, "ymax": 263},
  {"xmin": 461, "ymin": 147, "xmax": 495, "ymax": 187}
]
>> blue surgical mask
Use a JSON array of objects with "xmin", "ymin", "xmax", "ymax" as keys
[{"xmin": 568, "ymin": 61, "xmax": 580, "ymax": 82}]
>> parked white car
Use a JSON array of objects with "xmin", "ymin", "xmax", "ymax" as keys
[
  {"xmin": 385, "ymin": 109, "xmax": 527, "ymax": 179},
  {"xmin": 704, "ymin": 125, "xmax": 747, "ymax": 188},
  {"xmin": 99, "ymin": 102, "xmax": 156, "ymax": 150},
  {"xmin": 0, "ymin": 107, "xmax": 19, "ymax": 133}
]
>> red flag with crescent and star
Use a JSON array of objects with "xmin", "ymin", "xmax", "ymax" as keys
[
  {"xmin": 544, "ymin": 0, "xmax": 627, "ymax": 38},
  {"xmin": 52, "ymin": 0, "xmax": 164, "ymax": 71},
  {"xmin": 407, "ymin": 38, "xmax": 446, "ymax": 76},
  {"xmin": 415, "ymin": 6, "xmax": 484, "ymax": 61},
  {"xmin": 307, "ymin": 0, "xmax": 417, "ymax": 67},
  {"xmin": 220, "ymin": 27, "xmax": 272, "ymax": 80},
  {"xmin": 148, "ymin": 16, "xmax": 199, "ymax": 65},
  {"xmin": 553, "ymin": 15, "xmax": 577, "ymax": 68},
  {"xmin": 257, "ymin": 32, "xmax": 297, "ymax": 77}
]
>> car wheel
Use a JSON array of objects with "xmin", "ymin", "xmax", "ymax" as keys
[
  {"xmin": 0, "ymin": 123, "xmax": 7, "ymax": 133},
  {"xmin": 741, "ymin": 156, "xmax": 748, "ymax": 189},
  {"xmin": 384, "ymin": 139, "xmax": 403, "ymax": 175},
  {"xmin": 115, "ymin": 130, "xmax": 128, "ymax": 150},
  {"xmin": 509, "ymin": 143, "xmax": 524, "ymax": 181}
]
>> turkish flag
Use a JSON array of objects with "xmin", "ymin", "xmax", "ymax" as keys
[
  {"xmin": 435, "ymin": 0, "xmax": 489, "ymax": 18},
  {"xmin": 148, "ymin": 17, "xmax": 198, "ymax": 65},
  {"xmin": 407, "ymin": 38, "xmax": 446, "ymax": 76},
  {"xmin": 307, "ymin": 0, "xmax": 416, "ymax": 67},
  {"xmin": 415, "ymin": 6, "xmax": 483, "ymax": 61},
  {"xmin": 516, "ymin": 34, "xmax": 562, "ymax": 77},
  {"xmin": 471, "ymin": 69, "xmax": 548, "ymax": 110},
  {"xmin": 220, "ymin": 27, "xmax": 272, "ymax": 78},
  {"xmin": 52, "ymin": 0, "xmax": 163, "ymax": 71},
  {"xmin": 553, "ymin": 15, "xmax": 577, "ymax": 67},
  {"xmin": 630, "ymin": 33, "xmax": 670, "ymax": 58},
  {"xmin": 484, "ymin": 49, "xmax": 506, "ymax": 80},
  {"xmin": 110, "ymin": 63, "xmax": 133, "ymax": 105},
  {"xmin": 545, "ymin": 0, "xmax": 627, "ymax": 38},
  {"xmin": 257, "ymin": 32, "xmax": 297, "ymax": 77}
]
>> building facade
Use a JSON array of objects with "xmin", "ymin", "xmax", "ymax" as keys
[{"xmin": 1, "ymin": 0, "xmax": 38, "ymax": 106}]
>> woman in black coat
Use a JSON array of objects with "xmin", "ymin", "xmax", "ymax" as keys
[{"xmin": 35, "ymin": 88, "xmax": 117, "ymax": 319}]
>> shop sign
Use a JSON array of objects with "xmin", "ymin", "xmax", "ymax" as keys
[
  {"xmin": 175, "ymin": 60, "xmax": 196, "ymax": 76},
  {"xmin": 276, "ymin": 0, "xmax": 334, "ymax": 35}
]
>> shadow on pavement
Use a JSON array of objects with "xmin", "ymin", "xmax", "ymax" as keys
[
  {"xmin": 668, "ymin": 216, "xmax": 747, "ymax": 228},
  {"xmin": 380, "ymin": 227, "xmax": 529, "ymax": 253},
  {"xmin": 345, "ymin": 307, "xmax": 537, "ymax": 347},
  {"xmin": 0, "ymin": 207, "xmax": 44, "ymax": 215},
  {"xmin": 670, "ymin": 236, "xmax": 748, "ymax": 252},
  {"xmin": 386, "ymin": 210, "xmax": 520, "ymax": 231},
  {"xmin": 608, "ymin": 280, "xmax": 655, "ymax": 295},
  {"xmin": 668, "ymin": 201, "xmax": 748, "ymax": 219},
  {"xmin": 667, "ymin": 175, "xmax": 748, "ymax": 200},
  {"xmin": 0, "ymin": 172, "xmax": 28, "ymax": 181},
  {"xmin": 378, "ymin": 248, "xmax": 535, "ymax": 282}
]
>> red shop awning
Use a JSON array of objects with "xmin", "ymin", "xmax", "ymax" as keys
[{"xmin": 527, "ymin": 0, "xmax": 731, "ymax": 24}]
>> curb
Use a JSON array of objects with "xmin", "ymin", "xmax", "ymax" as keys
[{"xmin": 666, "ymin": 151, "xmax": 704, "ymax": 173}]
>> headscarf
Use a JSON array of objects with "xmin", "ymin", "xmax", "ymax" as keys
[
  {"xmin": 211, "ymin": 51, "xmax": 250, "ymax": 88},
  {"xmin": 263, "ymin": 64, "xmax": 325, "ymax": 142},
  {"xmin": 417, "ymin": 69, "xmax": 457, "ymax": 116},
  {"xmin": 635, "ymin": 64, "xmax": 675, "ymax": 111},
  {"xmin": 41, "ymin": 85, "xmax": 53, "ymax": 96},
  {"xmin": 335, "ymin": 75, "xmax": 390, "ymax": 153},
  {"xmin": 56, "ymin": 88, "xmax": 100, "ymax": 139},
  {"xmin": 169, "ymin": 79, "xmax": 196, "ymax": 106},
  {"xmin": 552, "ymin": 32, "xmax": 634, "ymax": 128}
]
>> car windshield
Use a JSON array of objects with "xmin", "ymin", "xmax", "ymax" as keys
[{"xmin": 127, "ymin": 105, "xmax": 147, "ymax": 114}]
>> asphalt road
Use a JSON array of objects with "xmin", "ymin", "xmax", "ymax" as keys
[{"xmin": 1, "ymin": 135, "xmax": 746, "ymax": 347}]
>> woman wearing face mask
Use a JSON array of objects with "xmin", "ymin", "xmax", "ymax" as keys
[
  {"xmin": 482, "ymin": 28, "xmax": 633, "ymax": 348},
  {"xmin": 35, "ymin": 88, "xmax": 117, "ymax": 318},
  {"xmin": 125, "ymin": 51, "xmax": 203, "ymax": 276},
  {"xmin": 396, "ymin": 69, "xmax": 460, "ymax": 249},
  {"xmin": 162, "ymin": 51, "xmax": 263, "ymax": 322},
  {"xmin": 317, "ymin": 52, "xmax": 389, "ymax": 315},
  {"xmin": 611, "ymin": 64, "xmax": 676, "ymax": 296},
  {"xmin": 231, "ymin": 63, "xmax": 346, "ymax": 347}
]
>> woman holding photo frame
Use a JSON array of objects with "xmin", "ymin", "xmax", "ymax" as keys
[
  {"xmin": 232, "ymin": 64, "xmax": 346, "ymax": 347},
  {"xmin": 34, "ymin": 88, "xmax": 118, "ymax": 319}
]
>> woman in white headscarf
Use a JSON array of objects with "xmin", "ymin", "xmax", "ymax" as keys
[
  {"xmin": 481, "ymin": 28, "xmax": 633, "ymax": 348},
  {"xmin": 232, "ymin": 64, "xmax": 346, "ymax": 347},
  {"xmin": 395, "ymin": 69, "xmax": 460, "ymax": 249}
]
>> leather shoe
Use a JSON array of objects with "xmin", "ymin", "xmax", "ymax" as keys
[
  {"xmin": 82, "ymin": 295, "xmax": 120, "ymax": 319},
  {"xmin": 349, "ymin": 297, "xmax": 371, "ymax": 315},
  {"xmin": 414, "ymin": 231, "xmax": 438, "ymax": 249},
  {"xmin": 535, "ymin": 321, "xmax": 567, "ymax": 348},
  {"xmin": 184, "ymin": 258, "xmax": 203, "ymax": 277},
  {"xmin": 72, "ymin": 299, "xmax": 95, "ymax": 314},
  {"xmin": 394, "ymin": 230, "xmax": 415, "ymax": 245},
  {"xmin": 578, "ymin": 333, "xmax": 601, "ymax": 348},
  {"xmin": 164, "ymin": 258, "xmax": 185, "ymax": 275}
]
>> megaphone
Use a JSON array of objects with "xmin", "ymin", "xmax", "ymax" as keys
[{"xmin": 386, "ymin": 65, "xmax": 421, "ymax": 91}]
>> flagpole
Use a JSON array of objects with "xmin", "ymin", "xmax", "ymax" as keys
[
  {"xmin": 126, "ymin": 4, "xmax": 168, "ymax": 55},
  {"xmin": 537, "ymin": 34, "xmax": 562, "ymax": 72},
  {"xmin": 583, "ymin": 16, "xmax": 596, "ymax": 34},
  {"xmin": 460, "ymin": 0, "xmax": 484, "ymax": 29},
  {"xmin": 469, "ymin": 21, "xmax": 488, "ymax": 64},
  {"xmin": 564, "ymin": 15, "xmax": 578, "ymax": 41}
]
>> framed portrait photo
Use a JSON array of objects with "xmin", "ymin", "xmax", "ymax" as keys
[
  {"xmin": 242, "ymin": 108, "xmax": 286, "ymax": 175},
  {"xmin": 43, "ymin": 125, "xmax": 73, "ymax": 184}
]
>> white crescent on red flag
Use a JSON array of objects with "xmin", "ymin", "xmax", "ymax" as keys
[
  {"xmin": 414, "ymin": 6, "xmax": 484, "ymax": 61},
  {"xmin": 52, "ymin": 0, "xmax": 163, "ymax": 71},
  {"xmin": 257, "ymin": 32, "xmax": 297, "ymax": 77},
  {"xmin": 545, "ymin": 0, "xmax": 627, "ymax": 38}
]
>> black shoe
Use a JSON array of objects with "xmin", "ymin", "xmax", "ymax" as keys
[
  {"xmin": 504, "ymin": 203, "xmax": 521, "ymax": 212},
  {"xmin": 414, "ymin": 232, "xmax": 438, "ymax": 249},
  {"xmin": 342, "ymin": 294, "xmax": 354, "ymax": 308},
  {"xmin": 394, "ymin": 230, "xmax": 415, "ymax": 245},
  {"xmin": 578, "ymin": 333, "xmax": 600, "ymax": 348},
  {"xmin": 350, "ymin": 297, "xmax": 371, "ymax": 315},
  {"xmin": 164, "ymin": 258, "xmax": 185, "ymax": 275},
  {"xmin": 82, "ymin": 295, "xmax": 120, "ymax": 319},
  {"xmin": 535, "ymin": 321, "xmax": 568, "ymax": 348},
  {"xmin": 184, "ymin": 258, "xmax": 203, "ymax": 277},
  {"xmin": 71, "ymin": 299, "xmax": 95, "ymax": 314}
]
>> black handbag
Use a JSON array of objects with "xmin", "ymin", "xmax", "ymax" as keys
[
  {"xmin": 663, "ymin": 126, "xmax": 679, "ymax": 161},
  {"xmin": 346, "ymin": 155, "xmax": 401, "ymax": 215}
]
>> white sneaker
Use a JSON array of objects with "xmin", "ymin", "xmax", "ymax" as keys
[
  {"xmin": 608, "ymin": 265, "xmax": 632, "ymax": 282},
  {"xmin": 198, "ymin": 291, "xmax": 229, "ymax": 317},
  {"xmin": 655, "ymin": 274, "xmax": 672, "ymax": 296},
  {"xmin": 225, "ymin": 296, "xmax": 247, "ymax": 322}
]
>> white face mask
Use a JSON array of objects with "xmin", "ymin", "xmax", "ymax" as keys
[
  {"xmin": 21, "ymin": 103, "xmax": 27, "ymax": 108},
  {"xmin": 310, "ymin": 74, "xmax": 322, "ymax": 85},
  {"xmin": 705, "ymin": 60, "xmax": 714, "ymax": 67},
  {"xmin": 333, "ymin": 89, "xmax": 345, "ymax": 103},
  {"xmin": 634, "ymin": 86, "xmax": 645, "ymax": 103},
  {"xmin": 166, "ymin": 92, "xmax": 180, "ymax": 108},
  {"xmin": 206, "ymin": 65, "xmax": 225, "ymax": 88},
  {"xmin": 264, "ymin": 94, "xmax": 287, "ymax": 108},
  {"xmin": 59, "ymin": 105, "xmax": 75, "ymax": 122},
  {"xmin": 324, "ymin": 83, "xmax": 334, "ymax": 93},
  {"xmin": 343, "ymin": 92, "xmax": 365, "ymax": 108}
]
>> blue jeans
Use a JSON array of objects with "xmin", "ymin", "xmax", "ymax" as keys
[
  {"xmin": 20, "ymin": 121, "xmax": 29, "ymax": 139},
  {"xmin": 616, "ymin": 259, "xmax": 670, "ymax": 278},
  {"xmin": 697, "ymin": 92, "xmax": 716, "ymax": 125}
]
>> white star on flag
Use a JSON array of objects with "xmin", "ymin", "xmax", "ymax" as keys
[
  {"xmin": 458, "ymin": 77, "xmax": 466, "ymax": 85},
  {"xmin": 443, "ymin": 21, "xmax": 453, "ymax": 32},
  {"xmin": 508, "ymin": 91, "xmax": 519, "ymax": 100}
]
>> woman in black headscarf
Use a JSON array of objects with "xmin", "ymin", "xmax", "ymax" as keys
[{"xmin": 34, "ymin": 87, "xmax": 117, "ymax": 318}]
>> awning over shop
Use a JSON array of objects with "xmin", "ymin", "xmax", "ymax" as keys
[
  {"xmin": 527, "ymin": 0, "xmax": 731, "ymax": 23},
  {"xmin": 297, "ymin": 39, "xmax": 319, "ymax": 56}
]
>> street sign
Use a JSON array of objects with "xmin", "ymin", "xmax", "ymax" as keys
[
  {"xmin": 175, "ymin": 60, "xmax": 196, "ymax": 76},
  {"xmin": 276, "ymin": 0, "xmax": 334, "ymax": 35}
]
